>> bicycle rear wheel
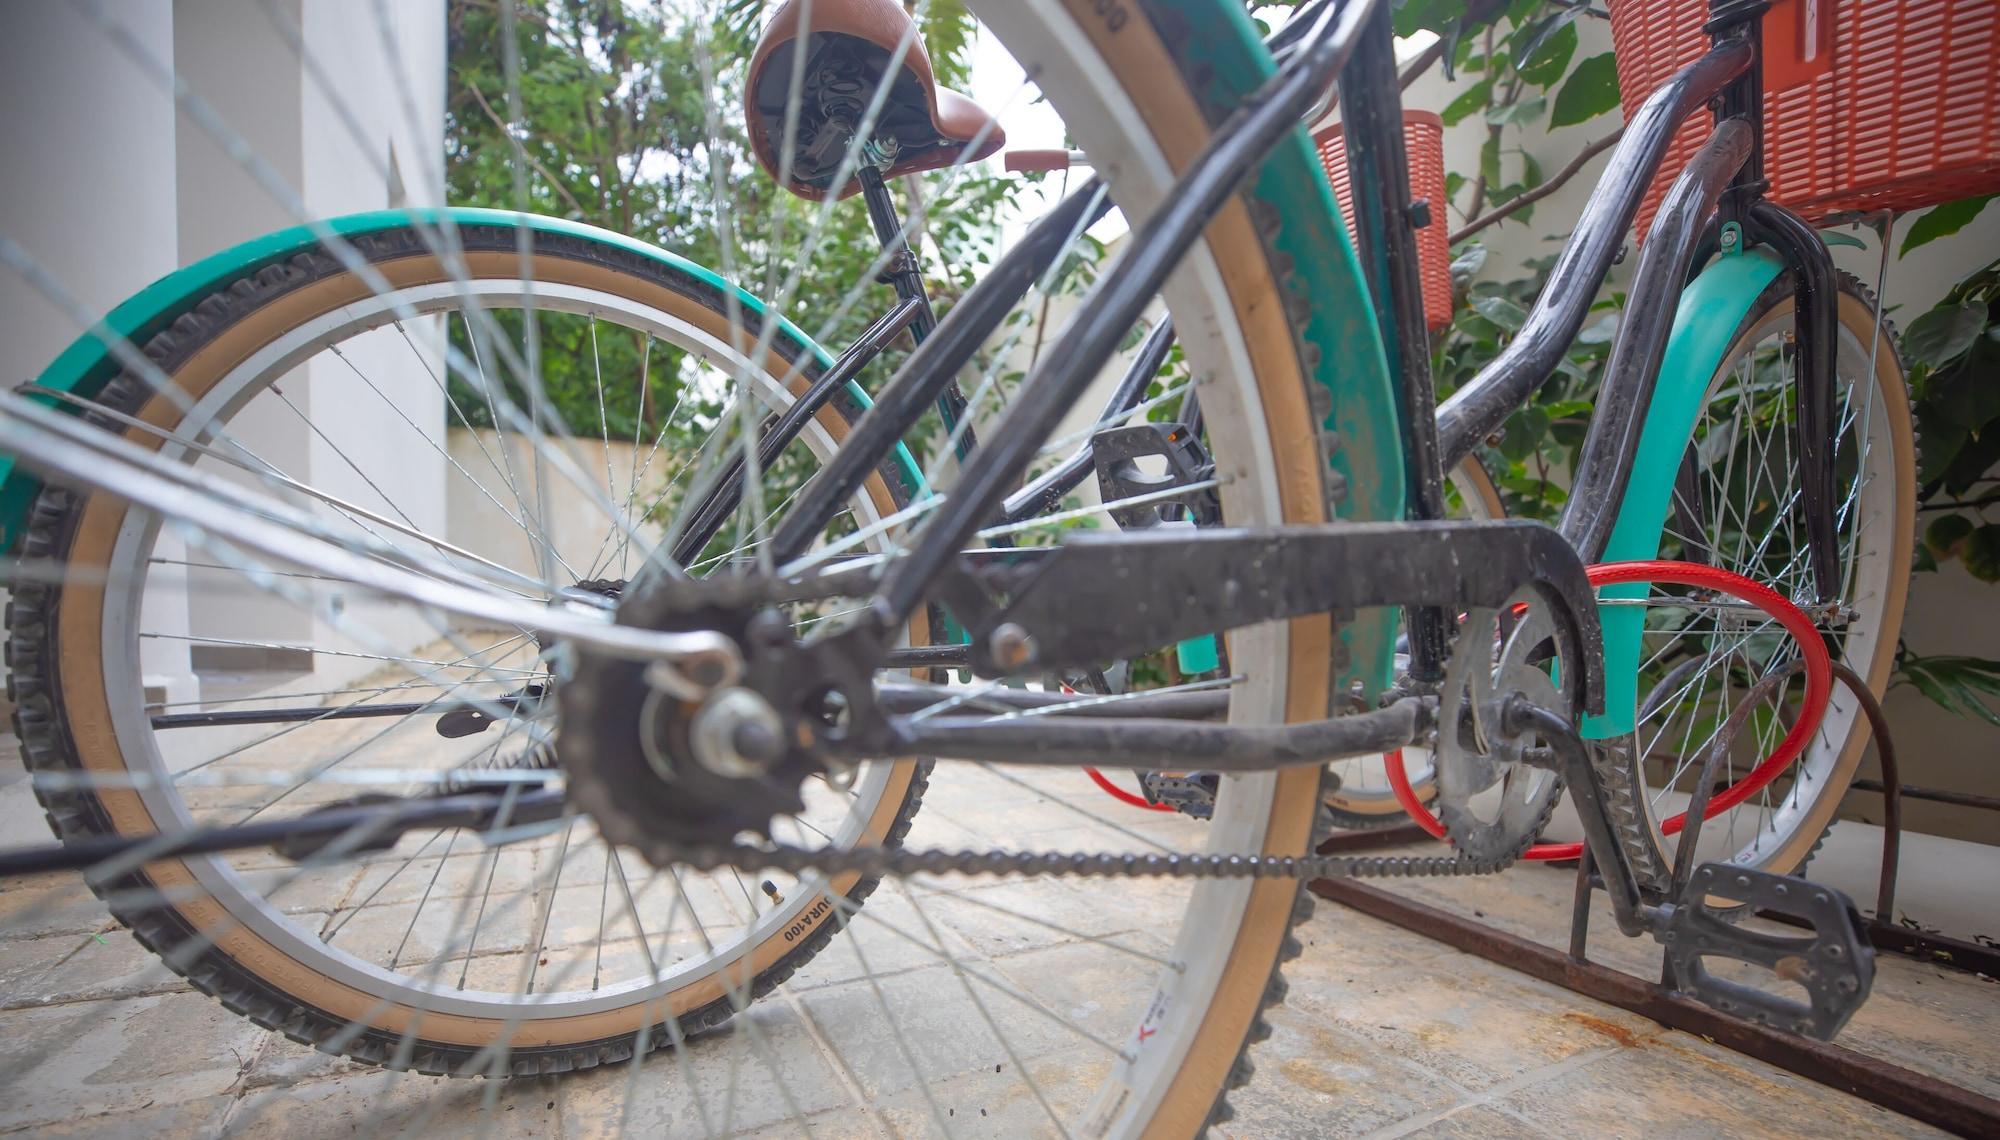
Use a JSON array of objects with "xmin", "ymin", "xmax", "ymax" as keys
[{"xmin": 11, "ymin": 224, "xmax": 941, "ymax": 1071}]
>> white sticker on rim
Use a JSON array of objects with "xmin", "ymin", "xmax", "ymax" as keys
[{"xmin": 1077, "ymin": 978, "xmax": 1176, "ymax": 1138}]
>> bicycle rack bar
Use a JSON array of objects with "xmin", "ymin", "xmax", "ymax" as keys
[
  {"xmin": 1310, "ymin": 659, "xmax": 2000, "ymax": 1134},
  {"xmin": 1309, "ymin": 877, "xmax": 2000, "ymax": 1137}
]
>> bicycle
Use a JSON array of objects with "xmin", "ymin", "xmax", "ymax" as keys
[{"xmin": 0, "ymin": 0, "xmax": 1916, "ymax": 1134}]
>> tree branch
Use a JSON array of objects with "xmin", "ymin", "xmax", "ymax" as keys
[
  {"xmin": 466, "ymin": 82, "xmax": 591, "ymax": 219},
  {"xmin": 1449, "ymin": 125, "xmax": 1625, "ymax": 244}
]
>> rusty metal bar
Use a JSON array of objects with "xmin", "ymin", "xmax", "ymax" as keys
[
  {"xmin": 1849, "ymin": 779, "xmax": 2000, "ymax": 814},
  {"xmin": 1308, "ymin": 877, "xmax": 2000, "ymax": 1137},
  {"xmin": 1314, "ymin": 822, "xmax": 1435, "ymax": 854}
]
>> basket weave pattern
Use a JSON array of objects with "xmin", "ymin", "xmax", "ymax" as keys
[
  {"xmin": 1611, "ymin": 0, "xmax": 2000, "ymax": 239},
  {"xmin": 1313, "ymin": 111, "xmax": 1455, "ymax": 331}
]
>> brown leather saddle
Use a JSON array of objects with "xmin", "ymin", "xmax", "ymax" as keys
[{"xmin": 745, "ymin": 0, "xmax": 1006, "ymax": 201}]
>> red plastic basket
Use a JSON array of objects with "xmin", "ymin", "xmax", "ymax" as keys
[
  {"xmin": 1313, "ymin": 111, "xmax": 1455, "ymax": 331},
  {"xmin": 1611, "ymin": 0, "xmax": 2000, "ymax": 240}
]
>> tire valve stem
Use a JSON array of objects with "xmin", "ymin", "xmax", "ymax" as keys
[{"xmin": 761, "ymin": 879, "xmax": 783, "ymax": 906}]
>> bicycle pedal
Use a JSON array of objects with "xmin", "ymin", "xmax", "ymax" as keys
[
  {"xmin": 1661, "ymin": 862, "xmax": 1874, "ymax": 1040},
  {"xmin": 1092, "ymin": 422, "xmax": 1220, "ymax": 529}
]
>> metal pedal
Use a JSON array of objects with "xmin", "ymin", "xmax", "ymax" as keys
[
  {"xmin": 1091, "ymin": 422, "xmax": 1219, "ymax": 529},
  {"xmin": 1662, "ymin": 862, "xmax": 1875, "ymax": 1040}
]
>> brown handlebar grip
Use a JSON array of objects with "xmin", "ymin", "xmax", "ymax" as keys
[{"xmin": 1004, "ymin": 149, "xmax": 1075, "ymax": 173}]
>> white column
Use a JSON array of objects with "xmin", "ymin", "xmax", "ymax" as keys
[{"xmin": 0, "ymin": 1, "xmax": 195, "ymax": 707}]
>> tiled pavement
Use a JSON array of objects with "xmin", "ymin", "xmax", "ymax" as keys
[{"xmin": 0, "ymin": 730, "xmax": 1991, "ymax": 1138}]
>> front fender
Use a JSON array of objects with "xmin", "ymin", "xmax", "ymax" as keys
[
  {"xmin": 0, "ymin": 206, "xmax": 923, "ymax": 551},
  {"xmin": 1583, "ymin": 247, "xmax": 1784, "ymax": 739}
]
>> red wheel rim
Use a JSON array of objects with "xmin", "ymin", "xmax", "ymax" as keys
[{"xmin": 1384, "ymin": 560, "xmax": 1833, "ymax": 861}]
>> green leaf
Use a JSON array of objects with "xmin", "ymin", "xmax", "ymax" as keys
[
  {"xmin": 1900, "ymin": 195, "xmax": 1996, "ymax": 256},
  {"xmin": 1902, "ymin": 301, "xmax": 1987, "ymax": 370},
  {"xmin": 1899, "ymin": 655, "xmax": 2000, "ymax": 726},
  {"xmin": 1450, "ymin": 242, "xmax": 1489, "ymax": 287},
  {"xmin": 1519, "ymin": 150, "xmax": 1544, "ymax": 190},
  {"xmin": 1442, "ymin": 77, "xmax": 1495, "ymax": 128},
  {"xmin": 1497, "ymin": 406, "xmax": 1550, "ymax": 461},
  {"xmin": 1471, "ymin": 294, "xmax": 1528, "ymax": 331},
  {"xmin": 1485, "ymin": 95, "xmax": 1547, "ymax": 127},
  {"xmin": 1964, "ymin": 524, "xmax": 2000, "ymax": 583},
  {"xmin": 1550, "ymin": 52, "xmax": 1621, "ymax": 129},
  {"xmin": 1480, "ymin": 135, "xmax": 1503, "ymax": 189},
  {"xmin": 1514, "ymin": 18, "xmax": 1577, "ymax": 87},
  {"xmin": 1819, "ymin": 228, "xmax": 1868, "ymax": 249},
  {"xmin": 1393, "ymin": 0, "xmax": 1460, "ymax": 38},
  {"xmin": 1925, "ymin": 513, "xmax": 1976, "ymax": 560},
  {"xmin": 1577, "ymin": 312, "xmax": 1619, "ymax": 345}
]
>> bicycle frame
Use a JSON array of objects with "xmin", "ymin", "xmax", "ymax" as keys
[
  {"xmin": 694, "ymin": 0, "xmax": 1844, "ymax": 703},
  {"xmin": 0, "ymin": 0, "xmax": 1857, "ymax": 817}
]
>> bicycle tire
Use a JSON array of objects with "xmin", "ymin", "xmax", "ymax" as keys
[
  {"xmin": 1595, "ymin": 269, "xmax": 1915, "ymax": 891},
  {"xmin": 7, "ymin": 2, "xmax": 1408, "ymax": 1132}
]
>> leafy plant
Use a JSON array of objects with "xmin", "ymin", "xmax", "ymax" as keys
[
  {"xmin": 443, "ymin": 0, "xmax": 1003, "ymax": 464},
  {"xmin": 1892, "ymin": 194, "xmax": 2000, "ymax": 718},
  {"xmin": 1403, "ymin": 1, "xmax": 2000, "ymax": 726}
]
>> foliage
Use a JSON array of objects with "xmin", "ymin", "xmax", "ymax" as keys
[
  {"xmin": 1403, "ymin": 1, "xmax": 2000, "ymax": 723},
  {"xmin": 1438, "ymin": 242, "xmax": 1619, "ymax": 520},
  {"xmin": 1895, "ymin": 653, "xmax": 2000, "ymax": 728},
  {"xmin": 1390, "ymin": 0, "xmax": 1629, "ymax": 525},
  {"xmin": 443, "ymin": 0, "xmax": 1003, "ymax": 454},
  {"xmin": 1395, "ymin": 0, "xmax": 1625, "ymax": 236}
]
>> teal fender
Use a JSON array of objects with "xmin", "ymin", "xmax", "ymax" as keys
[
  {"xmin": 0, "ymin": 206, "xmax": 926, "ymax": 552},
  {"xmin": 1582, "ymin": 247, "xmax": 1784, "ymax": 739}
]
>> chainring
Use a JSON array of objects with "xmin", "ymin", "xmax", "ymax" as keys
[{"xmin": 1433, "ymin": 592, "xmax": 1570, "ymax": 863}]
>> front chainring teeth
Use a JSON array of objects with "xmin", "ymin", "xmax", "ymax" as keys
[{"xmin": 1434, "ymin": 596, "xmax": 1572, "ymax": 863}]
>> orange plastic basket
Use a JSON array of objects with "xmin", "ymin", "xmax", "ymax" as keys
[
  {"xmin": 1314, "ymin": 111, "xmax": 1455, "ymax": 331},
  {"xmin": 1611, "ymin": 0, "xmax": 2000, "ymax": 240}
]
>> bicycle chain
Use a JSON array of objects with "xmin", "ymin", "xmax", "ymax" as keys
[{"xmin": 632, "ymin": 837, "xmax": 1514, "ymax": 881}]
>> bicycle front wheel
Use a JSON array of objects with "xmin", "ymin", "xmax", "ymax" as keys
[{"xmin": 1602, "ymin": 270, "xmax": 1915, "ymax": 888}]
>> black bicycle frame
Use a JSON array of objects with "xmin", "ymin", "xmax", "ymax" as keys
[
  {"xmin": 720, "ymin": 0, "xmax": 1845, "ymax": 650},
  {"xmin": 155, "ymin": 0, "xmax": 1852, "ymax": 749},
  {"xmin": 1422, "ymin": 0, "xmax": 1840, "ymax": 599}
]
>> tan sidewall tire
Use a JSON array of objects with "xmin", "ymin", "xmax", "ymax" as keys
[
  {"xmin": 1632, "ymin": 284, "xmax": 1915, "ymax": 881},
  {"xmin": 51, "ymin": 246, "xmax": 926, "ymax": 1052}
]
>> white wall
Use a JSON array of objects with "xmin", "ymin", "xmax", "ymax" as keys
[
  {"xmin": 1, "ymin": 3, "xmax": 192, "ymax": 705},
  {"xmin": 1, "ymin": 0, "xmax": 446, "ymax": 734}
]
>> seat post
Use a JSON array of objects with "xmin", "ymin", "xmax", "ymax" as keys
[
  {"xmin": 856, "ymin": 163, "xmax": 979, "ymax": 460},
  {"xmin": 856, "ymin": 163, "xmax": 938, "ymax": 341}
]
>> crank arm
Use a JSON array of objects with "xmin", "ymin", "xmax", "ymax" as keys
[{"xmin": 940, "ymin": 520, "xmax": 1603, "ymax": 715}]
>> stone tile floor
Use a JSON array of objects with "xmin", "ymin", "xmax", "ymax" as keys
[{"xmin": 0, "ymin": 727, "xmax": 1992, "ymax": 1137}]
